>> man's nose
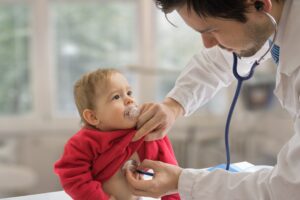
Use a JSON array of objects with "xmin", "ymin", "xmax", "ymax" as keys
[{"xmin": 201, "ymin": 34, "xmax": 218, "ymax": 48}]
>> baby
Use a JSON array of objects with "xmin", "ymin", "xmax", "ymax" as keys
[{"xmin": 54, "ymin": 68, "xmax": 180, "ymax": 200}]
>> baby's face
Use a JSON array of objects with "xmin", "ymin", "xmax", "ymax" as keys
[{"xmin": 93, "ymin": 73, "xmax": 138, "ymax": 131}]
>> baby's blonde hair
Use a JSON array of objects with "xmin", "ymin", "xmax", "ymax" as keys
[{"xmin": 73, "ymin": 68, "xmax": 120, "ymax": 124}]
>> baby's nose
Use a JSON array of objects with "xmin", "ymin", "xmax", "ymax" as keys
[{"xmin": 125, "ymin": 97, "xmax": 134, "ymax": 105}]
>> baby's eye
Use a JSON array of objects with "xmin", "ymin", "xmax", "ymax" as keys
[
  {"xmin": 127, "ymin": 91, "xmax": 133, "ymax": 96},
  {"xmin": 112, "ymin": 94, "xmax": 120, "ymax": 100}
]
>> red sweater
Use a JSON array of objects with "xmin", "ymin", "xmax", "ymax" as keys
[{"xmin": 54, "ymin": 127, "xmax": 180, "ymax": 200}]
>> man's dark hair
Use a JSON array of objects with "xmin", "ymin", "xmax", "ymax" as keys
[{"xmin": 155, "ymin": 0, "xmax": 283, "ymax": 23}]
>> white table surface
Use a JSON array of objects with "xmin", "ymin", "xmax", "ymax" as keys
[
  {"xmin": 1, "ymin": 191, "xmax": 159, "ymax": 200},
  {"xmin": 1, "ymin": 191, "xmax": 72, "ymax": 200}
]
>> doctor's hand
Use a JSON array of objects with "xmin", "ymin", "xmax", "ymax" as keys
[
  {"xmin": 133, "ymin": 98, "xmax": 184, "ymax": 141},
  {"xmin": 125, "ymin": 159, "xmax": 182, "ymax": 198}
]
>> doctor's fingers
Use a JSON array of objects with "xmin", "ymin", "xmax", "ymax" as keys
[
  {"xmin": 138, "ymin": 159, "xmax": 164, "ymax": 170},
  {"xmin": 127, "ymin": 160, "xmax": 180, "ymax": 198},
  {"xmin": 138, "ymin": 102, "xmax": 172, "ymax": 129},
  {"xmin": 137, "ymin": 103, "xmax": 163, "ymax": 128},
  {"xmin": 144, "ymin": 129, "xmax": 167, "ymax": 141},
  {"xmin": 134, "ymin": 112, "xmax": 168, "ymax": 141},
  {"xmin": 131, "ymin": 187, "xmax": 162, "ymax": 199},
  {"xmin": 134, "ymin": 116, "xmax": 167, "ymax": 141},
  {"xmin": 125, "ymin": 169, "xmax": 162, "ymax": 198}
]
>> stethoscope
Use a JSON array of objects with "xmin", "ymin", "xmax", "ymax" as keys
[{"xmin": 225, "ymin": 12, "xmax": 278, "ymax": 170}]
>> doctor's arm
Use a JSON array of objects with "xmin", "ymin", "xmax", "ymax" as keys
[{"xmin": 134, "ymin": 47, "xmax": 234, "ymax": 141}]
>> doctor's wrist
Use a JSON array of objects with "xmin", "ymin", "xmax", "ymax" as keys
[
  {"xmin": 163, "ymin": 97, "xmax": 184, "ymax": 119},
  {"xmin": 168, "ymin": 165, "xmax": 183, "ymax": 194}
]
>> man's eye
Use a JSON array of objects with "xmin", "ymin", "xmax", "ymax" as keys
[
  {"xmin": 112, "ymin": 95, "xmax": 120, "ymax": 100},
  {"xmin": 127, "ymin": 91, "xmax": 132, "ymax": 96}
]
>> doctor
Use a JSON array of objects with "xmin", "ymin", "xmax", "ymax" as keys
[{"xmin": 126, "ymin": 0, "xmax": 300, "ymax": 199}]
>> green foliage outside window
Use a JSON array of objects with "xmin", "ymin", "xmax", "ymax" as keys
[{"xmin": 0, "ymin": 5, "xmax": 31, "ymax": 115}]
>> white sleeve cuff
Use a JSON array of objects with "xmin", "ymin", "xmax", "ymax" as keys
[{"xmin": 178, "ymin": 168, "xmax": 208, "ymax": 199}]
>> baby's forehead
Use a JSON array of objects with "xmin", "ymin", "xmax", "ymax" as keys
[
  {"xmin": 96, "ymin": 72, "xmax": 129, "ymax": 93},
  {"xmin": 94, "ymin": 78, "xmax": 112, "ymax": 94}
]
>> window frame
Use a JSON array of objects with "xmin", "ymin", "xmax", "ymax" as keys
[
  {"xmin": 0, "ymin": 0, "xmax": 159, "ymax": 134},
  {"xmin": 0, "ymin": 0, "xmax": 227, "ymax": 135}
]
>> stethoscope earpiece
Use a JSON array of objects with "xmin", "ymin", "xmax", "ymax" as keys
[{"xmin": 255, "ymin": 1, "xmax": 264, "ymax": 11}]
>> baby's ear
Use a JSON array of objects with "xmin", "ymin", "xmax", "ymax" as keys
[{"xmin": 83, "ymin": 109, "xmax": 99, "ymax": 126}]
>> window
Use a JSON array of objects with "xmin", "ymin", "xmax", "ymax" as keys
[
  {"xmin": 155, "ymin": 11, "xmax": 227, "ymax": 115},
  {"xmin": 0, "ymin": 4, "xmax": 31, "ymax": 115},
  {"xmin": 0, "ymin": 0, "xmax": 227, "ymax": 133},
  {"xmin": 51, "ymin": 1, "xmax": 138, "ymax": 114},
  {"xmin": 155, "ymin": 11, "xmax": 202, "ymax": 101}
]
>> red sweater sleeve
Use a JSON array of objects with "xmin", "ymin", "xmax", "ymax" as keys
[{"xmin": 54, "ymin": 136, "xmax": 109, "ymax": 200}]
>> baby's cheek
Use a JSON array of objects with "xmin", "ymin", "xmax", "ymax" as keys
[{"xmin": 110, "ymin": 108, "xmax": 124, "ymax": 119}]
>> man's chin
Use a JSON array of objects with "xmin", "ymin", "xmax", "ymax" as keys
[
  {"xmin": 238, "ymin": 43, "xmax": 266, "ymax": 58},
  {"xmin": 235, "ymin": 49, "xmax": 257, "ymax": 58}
]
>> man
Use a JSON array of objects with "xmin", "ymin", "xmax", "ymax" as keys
[{"xmin": 126, "ymin": 0, "xmax": 300, "ymax": 199}]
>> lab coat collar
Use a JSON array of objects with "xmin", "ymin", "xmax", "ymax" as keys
[{"xmin": 276, "ymin": 0, "xmax": 300, "ymax": 76}]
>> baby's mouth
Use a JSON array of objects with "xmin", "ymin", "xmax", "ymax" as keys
[{"xmin": 124, "ymin": 105, "xmax": 140, "ymax": 120}]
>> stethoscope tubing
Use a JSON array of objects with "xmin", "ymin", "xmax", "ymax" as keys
[
  {"xmin": 225, "ymin": 54, "xmax": 259, "ymax": 170},
  {"xmin": 224, "ymin": 11, "xmax": 278, "ymax": 171}
]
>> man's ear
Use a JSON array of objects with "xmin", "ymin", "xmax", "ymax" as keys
[
  {"xmin": 249, "ymin": 0, "xmax": 272, "ymax": 12},
  {"xmin": 82, "ymin": 109, "xmax": 99, "ymax": 126}
]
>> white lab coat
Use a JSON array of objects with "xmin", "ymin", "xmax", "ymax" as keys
[{"xmin": 167, "ymin": 0, "xmax": 300, "ymax": 199}]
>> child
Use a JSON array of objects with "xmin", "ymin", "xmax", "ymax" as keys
[{"xmin": 54, "ymin": 68, "xmax": 180, "ymax": 200}]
